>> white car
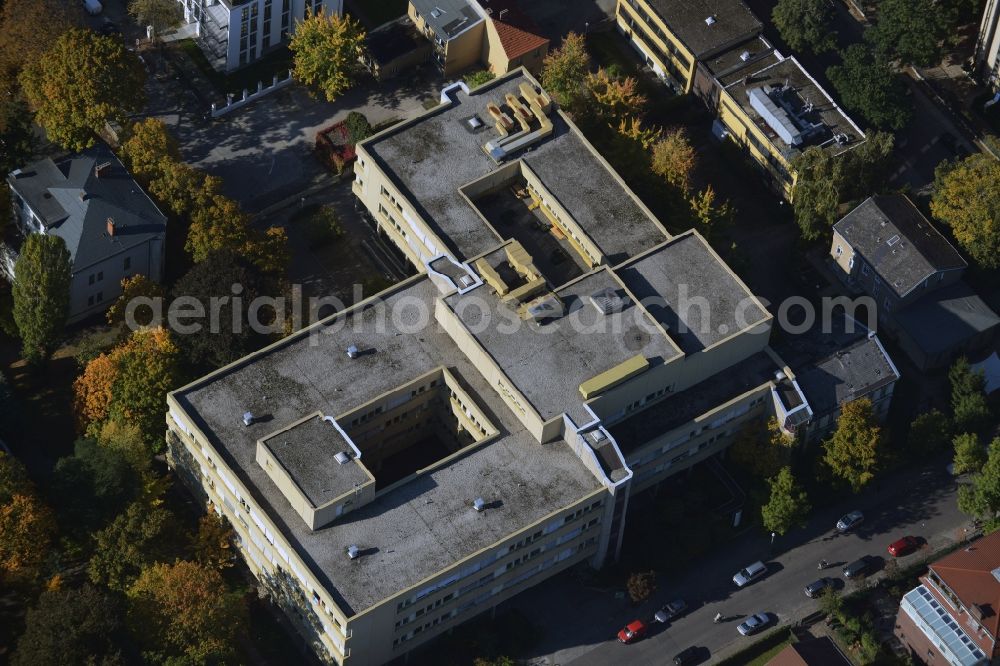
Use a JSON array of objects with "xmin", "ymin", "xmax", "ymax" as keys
[
  {"xmin": 836, "ymin": 511, "xmax": 864, "ymax": 532},
  {"xmin": 738, "ymin": 612, "xmax": 770, "ymax": 636},
  {"xmin": 83, "ymin": 0, "xmax": 103, "ymax": 15},
  {"xmin": 732, "ymin": 561, "xmax": 767, "ymax": 587}
]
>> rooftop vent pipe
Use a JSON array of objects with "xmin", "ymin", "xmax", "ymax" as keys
[
  {"xmin": 473, "ymin": 497, "xmax": 486, "ymax": 512},
  {"xmin": 347, "ymin": 545, "xmax": 360, "ymax": 559},
  {"xmin": 347, "ymin": 345, "xmax": 359, "ymax": 359},
  {"xmin": 243, "ymin": 412, "xmax": 254, "ymax": 426}
]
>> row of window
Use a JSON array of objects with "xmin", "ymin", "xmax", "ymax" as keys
[{"xmin": 619, "ymin": 1, "xmax": 692, "ymax": 75}]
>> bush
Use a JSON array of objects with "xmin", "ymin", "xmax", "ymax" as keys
[
  {"xmin": 463, "ymin": 69, "xmax": 495, "ymax": 88},
  {"xmin": 344, "ymin": 111, "xmax": 372, "ymax": 145},
  {"xmin": 315, "ymin": 121, "xmax": 357, "ymax": 174},
  {"xmin": 626, "ymin": 570, "xmax": 656, "ymax": 603}
]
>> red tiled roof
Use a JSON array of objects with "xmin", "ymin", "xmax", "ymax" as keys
[
  {"xmin": 481, "ymin": 0, "xmax": 549, "ymax": 61},
  {"xmin": 927, "ymin": 532, "xmax": 1000, "ymax": 641}
]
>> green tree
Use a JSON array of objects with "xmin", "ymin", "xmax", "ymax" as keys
[
  {"xmin": 949, "ymin": 357, "xmax": 992, "ymax": 435},
  {"xmin": 958, "ymin": 438, "xmax": 1000, "ymax": 518},
  {"xmin": 344, "ymin": 110, "xmax": 372, "ymax": 145},
  {"xmin": 191, "ymin": 513, "xmax": 235, "ymax": 571},
  {"xmin": 827, "ymin": 44, "xmax": 911, "ymax": 130},
  {"xmin": 772, "ymin": 0, "xmax": 836, "ymax": 54},
  {"xmin": 108, "ymin": 327, "xmax": 182, "ymax": 447},
  {"xmin": 953, "ymin": 432, "xmax": 986, "ymax": 475},
  {"xmin": 688, "ymin": 185, "xmax": 734, "ymax": 240},
  {"xmin": 463, "ymin": 70, "xmax": 495, "ymax": 89},
  {"xmin": 651, "ymin": 128, "xmax": 696, "ymax": 194},
  {"xmin": 118, "ymin": 118, "xmax": 181, "ymax": 187},
  {"xmin": 729, "ymin": 418, "xmax": 794, "ymax": 479},
  {"xmin": 790, "ymin": 131, "xmax": 895, "ymax": 240},
  {"xmin": 908, "ymin": 409, "xmax": 951, "ymax": 457},
  {"xmin": 762, "ymin": 466, "xmax": 811, "ymax": 535},
  {"xmin": 51, "ymin": 438, "xmax": 139, "ymax": 536},
  {"xmin": 0, "ymin": 95, "xmax": 37, "ymax": 176},
  {"xmin": 171, "ymin": 249, "xmax": 277, "ymax": 371},
  {"xmin": 127, "ymin": 560, "xmax": 246, "ymax": 664},
  {"xmin": 13, "ymin": 585, "xmax": 127, "ymax": 666},
  {"xmin": 540, "ymin": 32, "xmax": 592, "ymax": 110},
  {"xmin": 12, "ymin": 234, "xmax": 71, "ymax": 363},
  {"xmin": 865, "ymin": 0, "xmax": 955, "ymax": 67},
  {"xmin": 19, "ymin": 28, "xmax": 145, "ymax": 151},
  {"xmin": 823, "ymin": 399, "xmax": 882, "ymax": 491},
  {"xmin": 931, "ymin": 154, "xmax": 1000, "ymax": 268},
  {"xmin": 149, "ymin": 160, "xmax": 219, "ymax": 218},
  {"xmin": 128, "ymin": 0, "xmax": 183, "ymax": 37},
  {"xmin": 105, "ymin": 274, "xmax": 165, "ymax": 330},
  {"xmin": 289, "ymin": 10, "xmax": 365, "ymax": 102},
  {"xmin": 88, "ymin": 501, "xmax": 182, "ymax": 593}
]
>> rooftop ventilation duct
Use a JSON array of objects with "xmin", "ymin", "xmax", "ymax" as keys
[
  {"xmin": 347, "ymin": 345, "xmax": 359, "ymax": 359},
  {"xmin": 589, "ymin": 287, "xmax": 628, "ymax": 315},
  {"xmin": 335, "ymin": 452, "xmax": 350, "ymax": 465},
  {"xmin": 774, "ymin": 370, "xmax": 786, "ymax": 382},
  {"xmin": 705, "ymin": 15, "xmax": 716, "ymax": 25},
  {"xmin": 748, "ymin": 87, "xmax": 803, "ymax": 146},
  {"xmin": 587, "ymin": 430, "xmax": 607, "ymax": 445},
  {"xmin": 347, "ymin": 545, "xmax": 360, "ymax": 559},
  {"xmin": 473, "ymin": 497, "xmax": 486, "ymax": 512},
  {"xmin": 243, "ymin": 412, "xmax": 254, "ymax": 426},
  {"xmin": 525, "ymin": 294, "xmax": 565, "ymax": 322},
  {"xmin": 740, "ymin": 51, "xmax": 751, "ymax": 61}
]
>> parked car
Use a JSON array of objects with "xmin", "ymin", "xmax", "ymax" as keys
[
  {"xmin": 733, "ymin": 561, "xmax": 767, "ymax": 587},
  {"xmin": 737, "ymin": 612, "xmax": 770, "ymax": 636},
  {"xmin": 843, "ymin": 557, "xmax": 872, "ymax": 579},
  {"xmin": 836, "ymin": 510, "xmax": 864, "ymax": 532},
  {"xmin": 673, "ymin": 646, "xmax": 704, "ymax": 665},
  {"xmin": 99, "ymin": 18, "xmax": 121, "ymax": 35},
  {"xmin": 804, "ymin": 578, "xmax": 833, "ymax": 598},
  {"xmin": 655, "ymin": 599, "xmax": 688, "ymax": 623},
  {"xmin": 617, "ymin": 619, "xmax": 648, "ymax": 644},
  {"xmin": 887, "ymin": 536, "xmax": 920, "ymax": 557},
  {"xmin": 82, "ymin": 0, "xmax": 103, "ymax": 15}
]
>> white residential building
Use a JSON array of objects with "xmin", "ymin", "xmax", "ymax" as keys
[{"xmin": 177, "ymin": 0, "xmax": 343, "ymax": 72}]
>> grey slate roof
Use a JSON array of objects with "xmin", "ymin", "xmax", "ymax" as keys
[
  {"xmin": 643, "ymin": 0, "xmax": 761, "ymax": 57},
  {"xmin": 894, "ymin": 281, "xmax": 1000, "ymax": 355},
  {"xmin": 7, "ymin": 144, "xmax": 166, "ymax": 272},
  {"xmin": 792, "ymin": 336, "xmax": 898, "ymax": 416},
  {"xmin": 835, "ymin": 195, "xmax": 967, "ymax": 299}
]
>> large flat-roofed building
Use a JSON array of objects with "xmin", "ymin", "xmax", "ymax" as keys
[
  {"xmin": 616, "ymin": 0, "xmax": 761, "ymax": 92},
  {"xmin": 615, "ymin": 0, "xmax": 864, "ymax": 199},
  {"xmin": 167, "ymin": 69, "xmax": 895, "ymax": 665}
]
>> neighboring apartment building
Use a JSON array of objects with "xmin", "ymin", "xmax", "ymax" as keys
[
  {"xmin": 767, "ymin": 636, "xmax": 852, "ymax": 665},
  {"xmin": 894, "ymin": 532, "xmax": 1000, "ymax": 665},
  {"xmin": 976, "ymin": 0, "xmax": 1000, "ymax": 91},
  {"xmin": 6, "ymin": 144, "xmax": 166, "ymax": 324},
  {"xmin": 408, "ymin": 0, "xmax": 548, "ymax": 76},
  {"xmin": 830, "ymin": 194, "xmax": 999, "ymax": 370},
  {"xmin": 616, "ymin": 0, "xmax": 865, "ymax": 199},
  {"xmin": 616, "ymin": 0, "xmax": 761, "ymax": 93},
  {"xmin": 168, "ymin": 70, "xmax": 896, "ymax": 666},
  {"xmin": 176, "ymin": 0, "xmax": 343, "ymax": 72}
]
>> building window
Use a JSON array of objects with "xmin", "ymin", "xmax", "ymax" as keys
[
  {"xmin": 97, "ymin": 291, "xmax": 103, "ymax": 303},
  {"xmin": 124, "ymin": 256, "xmax": 131, "ymax": 271},
  {"xmin": 835, "ymin": 245, "xmax": 842, "ymax": 256},
  {"xmin": 97, "ymin": 271, "xmax": 103, "ymax": 282},
  {"xmin": 88, "ymin": 295, "xmax": 94, "ymax": 306},
  {"xmin": 862, "ymin": 263, "xmax": 869, "ymax": 275},
  {"xmin": 280, "ymin": 0, "xmax": 290, "ymax": 39},
  {"xmin": 89, "ymin": 274, "xmax": 95, "ymax": 285}
]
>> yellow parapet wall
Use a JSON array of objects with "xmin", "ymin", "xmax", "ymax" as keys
[{"xmin": 579, "ymin": 354, "xmax": 650, "ymax": 399}]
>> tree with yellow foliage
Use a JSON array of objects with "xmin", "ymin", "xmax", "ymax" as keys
[
  {"xmin": 823, "ymin": 398, "xmax": 882, "ymax": 491},
  {"xmin": 728, "ymin": 418, "xmax": 795, "ymax": 479},
  {"xmin": 930, "ymin": 153, "xmax": 1000, "ymax": 269},
  {"xmin": 651, "ymin": 128, "xmax": 696, "ymax": 194},
  {"xmin": 289, "ymin": 9, "xmax": 365, "ymax": 102},
  {"xmin": 584, "ymin": 68, "xmax": 647, "ymax": 127},
  {"xmin": 0, "ymin": 453, "xmax": 56, "ymax": 584}
]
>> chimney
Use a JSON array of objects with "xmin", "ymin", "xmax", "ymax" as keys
[
  {"xmin": 106, "ymin": 217, "xmax": 115, "ymax": 237},
  {"xmin": 94, "ymin": 161, "xmax": 112, "ymax": 178}
]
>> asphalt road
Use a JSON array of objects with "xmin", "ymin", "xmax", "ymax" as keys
[{"xmin": 512, "ymin": 462, "xmax": 968, "ymax": 666}]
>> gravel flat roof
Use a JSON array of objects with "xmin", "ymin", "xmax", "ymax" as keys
[
  {"xmin": 364, "ymin": 71, "xmax": 668, "ymax": 263},
  {"xmin": 175, "ymin": 277, "xmax": 601, "ymax": 615},
  {"xmin": 616, "ymin": 233, "xmax": 770, "ymax": 353},
  {"xmin": 443, "ymin": 265, "xmax": 681, "ymax": 423}
]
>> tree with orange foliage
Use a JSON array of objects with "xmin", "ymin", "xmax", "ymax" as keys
[
  {"xmin": 127, "ymin": 560, "xmax": 245, "ymax": 663},
  {"xmin": 73, "ymin": 352, "xmax": 118, "ymax": 434},
  {"xmin": 0, "ymin": 453, "xmax": 56, "ymax": 584}
]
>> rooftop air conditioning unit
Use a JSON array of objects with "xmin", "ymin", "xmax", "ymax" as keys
[
  {"xmin": 347, "ymin": 345, "xmax": 359, "ymax": 359},
  {"xmin": 705, "ymin": 15, "xmax": 716, "ymax": 25},
  {"xmin": 589, "ymin": 287, "xmax": 627, "ymax": 315},
  {"xmin": 335, "ymin": 452, "xmax": 350, "ymax": 465},
  {"xmin": 243, "ymin": 412, "xmax": 254, "ymax": 426},
  {"xmin": 587, "ymin": 430, "xmax": 607, "ymax": 445},
  {"xmin": 460, "ymin": 275, "xmax": 475, "ymax": 287},
  {"xmin": 347, "ymin": 545, "xmax": 360, "ymax": 559},
  {"xmin": 740, "ymin": 51, "xmax": 751, "ymax": 62},
  {"xmin": 473, "ymin": 497, "xmax": 486, "ymax": 512}
]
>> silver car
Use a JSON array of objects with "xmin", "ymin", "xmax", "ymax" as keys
[
  {"xmin": 738, "ymin": 613, "xmax": 770, "ymax": 636},
  {"xmin": 836, "ymin": 510, "xmax": 864, "ymax": 532},
  {"xmin": 733, "ymin": 561, "xmax": 767, "ymax": 587},
  {"xmin": 654, "ymin": 599, "xmax": 688, "ymax": 623}
]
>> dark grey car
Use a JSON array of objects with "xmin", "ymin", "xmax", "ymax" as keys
[{"xmin": 843, "ymin": 557, "xmax": 871, "ymax": 579}]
